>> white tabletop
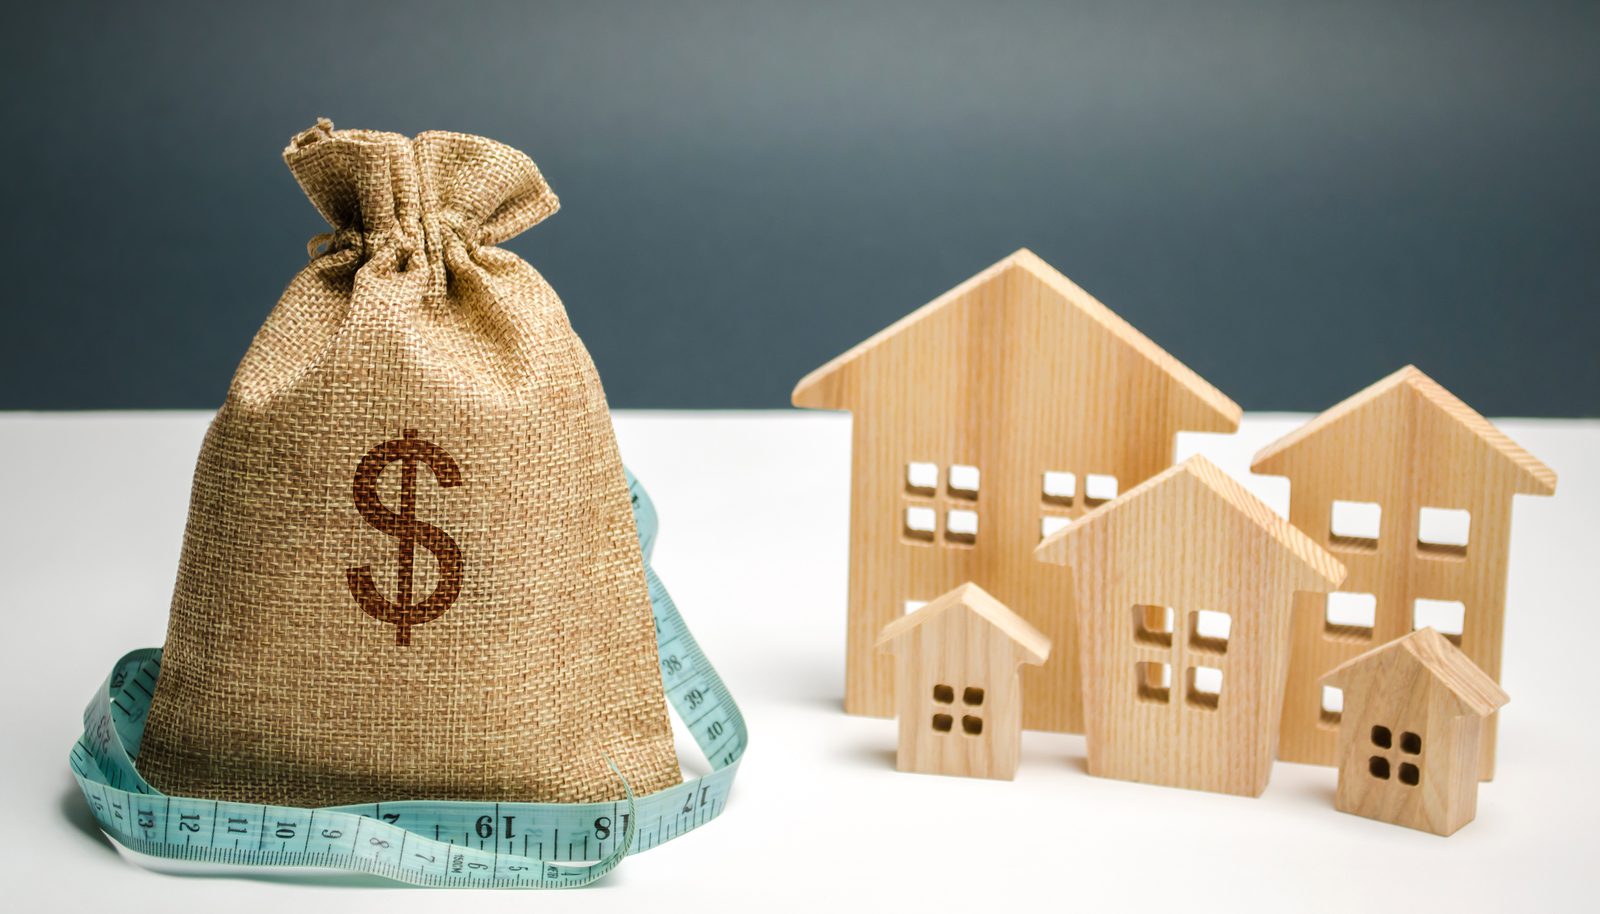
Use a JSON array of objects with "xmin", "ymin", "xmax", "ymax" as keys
[{"xmin": 3, "ymin": 410, "xmax": 1595, "ymax": 912}]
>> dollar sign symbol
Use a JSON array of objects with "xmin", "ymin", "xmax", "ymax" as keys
[{"xmin": 347, "ymin": 429, "xmax": 464, "ymax": 646}]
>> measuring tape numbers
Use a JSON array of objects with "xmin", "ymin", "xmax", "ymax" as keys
[{"xmin": 69, "ymin": 473, "xmax": 747, "ymax": 888}]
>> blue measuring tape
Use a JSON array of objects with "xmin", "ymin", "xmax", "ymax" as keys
[{"xmin": 69, "ymin": 472, "xmax": 746, "ymax": 888}]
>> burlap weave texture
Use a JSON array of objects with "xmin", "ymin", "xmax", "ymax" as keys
[{"xmin": 138, "ymin": 119, "xmax": 679, "ymax": 807}]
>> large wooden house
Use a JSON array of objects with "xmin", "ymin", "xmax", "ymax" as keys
[
  {"xmin": 1036, "ymin": 456, "xmax": 1346, "ymax": 796},
  {"xmin": 793, "ymin": 249, "xmax": 1241, "ymax": 732},
  {"xmin": 1251, "ymin": 366, "xmax": 1555, "ymax": 778}
]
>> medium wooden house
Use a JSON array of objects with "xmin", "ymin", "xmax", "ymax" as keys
[
  {"xmin": 1250, "ymin": 366, "xmax": 1555, "ymax": 779},
  {"xmin": 876, "ymin": 583, "xmax": 1050, "ymax": 780},
  {"xmin": 1322, "ymin": 628, "xmax": 1509, "ymax": 836},
  {"xmin": 792, "ymin": 250, "xmax": 1240, "ymax": 733},
  {"xmin": 1036, "ymin": 456, "xmax": 1345, "ymax": 796}
]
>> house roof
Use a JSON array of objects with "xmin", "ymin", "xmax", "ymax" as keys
[
  {"xmin": 1321, "ymin": 628, "xmax": 1510, "ymax": 718},
  {"xmin": 1251, "ymin": 365, "xmax": 1557, "ymax": 495},
  {"xmin": 791, "ymin": 248, "xmax": 1241, "ymax": 428},
  {"xmin": 876, "ymin": 582, "xmax": 1051, "ymax": 665},
  {"xmin": 1035, "ymin": 455, "xmax": 1346, "ymax": 588}
]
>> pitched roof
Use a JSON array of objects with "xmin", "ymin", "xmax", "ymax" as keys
[
  {"xmin": 1322, "ymin": 628, "xmax": 1510, "ymax": 718},
  {"xmin": 791, "ymin": 248, "xmax": 1241, "ymax": 426},
  {"xmin": 1251, "ymin": 365, "xmax": 1557, "ymax": 495},
  {"xmin": 876, "ymin": 582, "xmax": 1051, "ymax": 664},
  {"xmin": 1035, "ymin": 455, "xmax": 1346, "ymax": 588}
]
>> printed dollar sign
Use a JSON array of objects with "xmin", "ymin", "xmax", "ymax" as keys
[{"xmin": 347, "ymin": 429, "xmax": 464, "ymax": 646}]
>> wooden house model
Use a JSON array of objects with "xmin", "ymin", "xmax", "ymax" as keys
[
  {"xmin": 793, "ymin": 249, "xmax": 1240, "ymax": 734},
  {"xmin": 877, "ymin": 583, "xmax": 1050, "ymax": 780},
  {"xmin": 1322, "ymin": 627, "xmax": 1509, "ymax": 836},
  {"xmin": 1036, "ymin": 456, "xmax": 1346, "ymax": 796},
  {"xmin": 1251, "ymin": 366, "xmax": 1555, "ymax": 779}
]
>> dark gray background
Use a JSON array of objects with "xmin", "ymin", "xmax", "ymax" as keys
[{"xmin": 3, "ymin": 1, "xmax": 1596, "ymax": 414}]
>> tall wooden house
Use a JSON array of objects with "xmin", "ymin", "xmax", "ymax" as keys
[
  {"xmin": 1251, "ymin": 366, "xmax": 1555, "ymax": 778},
  {"xmin": 792, "ymin": 250, "xmax": 1241, "ymax": 732},
  {"xmin": 1036, "ymin": 456, "xmax": 1346, "ymax": 796}
]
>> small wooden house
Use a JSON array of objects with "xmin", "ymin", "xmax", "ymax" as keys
[
  {"xmin": 1036, "ymin": 456, "xmax": 1345, "ymax": 796},
  {"xmin": 876, "ymin": 583, "xmax": 1050, "ymax": 780},
  {"xmin": 1251, "ymin": 366, "xmax": 1555, "ymax": 779},
  {"xmin": 1322, "ymin": 628, "xmax": 1510, "ymax": 836},
  {"xmin": 793, "ymin": 250, "xmax": 1240, "ymax": 734}
]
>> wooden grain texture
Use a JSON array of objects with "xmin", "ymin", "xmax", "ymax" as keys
[
  {"xmin": 1251, "ymin": 366, "xmax": 1555, "ymax": 779},
  {"xmin": 1037, "ymin": 456, "xmax": 1345, "ymax": 796},
  {"xmin": 877, "ymin": 583, "xmax": 1050, "ymax": 780},
  {"xmin": 792, "ymin": 249, "xmax": 1240, "ymax": 732},
  {"xmin": 1322, "ymin": 628, "xmax": 1509, "ymax": 836}
]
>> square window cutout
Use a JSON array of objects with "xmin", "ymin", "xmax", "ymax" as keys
[
  {"xmin": 948, "ymin": 464, "xmax": 980, "ymax": 499},
  {"xmin": 904, "ymin": 506, "xmax": 936, "ymax": 542},
  {"xmin": 1135, "ymin": 661, "xmax": 1171, "ymax": 703},
  {"xmin": 1040, "ymin": 515, "xmax": 1072, "ymax": 540},
  {"xmin": 1418, "ymin": 507, "xmax": 1470, "ymax": 557},
  {"xmin": 1325, "ymin": 592, "xmax": 1376, "ymax": 640},
  {"xmin": 1043, "ymin": 471, "xmax": 1076, "ymax": 505},
  {"xmin": 1187, "ymin": 666, "xmax": 1222, "ymax": 710},
  {"xmin": 1414, "ymin": 599, "xmax": 1465, "ymax": 645},
  {"xmin": 945, "ymin": 508, "xmax": 978, "ymax": 545},
  {"xmin": 1084, "ymin": 474, "xmax": 1119, "ymax": 505},
  {"xmin": 1132, "ymin": 605, "xmax": 1175, "ymax": 647},
  {"xmin": 905, "ymin": 461, "xmax": 938, "ymax": 495},
  {"xmin": 1189, "ymin": 609, "xmax": 1231, "ymax": 653},
  {"xmin": 1330, "ymin": 500, "xmax": 1381, "ymax": 550},
  {"xmin": 1320, "ymin": 685, "xmax": 1344, "ymax": 726}
]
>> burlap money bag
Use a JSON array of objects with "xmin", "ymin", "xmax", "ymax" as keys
[{"xmin": 138, "ymin": 119, "xmax": 679, "ymax": 807}]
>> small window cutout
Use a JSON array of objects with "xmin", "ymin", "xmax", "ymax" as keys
[
  {"xmin": 1324, "ymin": 592, "xmax": 1376, "ymax": 640},
  {"xmin": 1417, "ymin": 507, "xmax": 1470, "ymax": 557},
  {"xmin": 932, "ymin": 684, "xmax": 954, "ymax": 704},
  {"xmin": 1132, "ymin": 605, "xmax": 1175, "ymax": 647},
  {"xmin": 904, "ymin": 506, "xmax": 936, "ymax": 542},
  {"xmin": 1084, "ymin": 474, "xmax": 1119, "ymax": 505},
  {"xmin": 1413, "ymin": 599, "xmax": 1465, "ymax": 646},
  {"xmin": 944, "ymin": 508, "xmax": 978, "ymax": 545},
  {"xmin": 962, "ymin": 687, "xmax": 985, "ymax": 706},
  {"xmin": 1135, "ymin": 661, "xmax": 1171, "ymax": 703},
  {"xmin": 1369, "ymin": 756, "xmax": 1391, "ymax": 780},
  {"xmin": 903, "ymin": 599, "xmax": 928, "ymax": 615},
  {"xmin": 1400, "ymin": 731, "xmax": 1422, "ymax": 755},
  {"xmin": 1320, "ymin": 686, "xmax": 1344, "ymax": 726},
  {"xmin": 932, "ymin": 713, "xmax": 953, "ymax": 733},
  {"xmin": 906, "ymin": 462, "xmax": 938, "ymax": 495},
  {"xmin": 1398, "ymin": 763, "xmax": 1420, "ymax": 786},
  {"xmin": 948, "ymin": 464, "xmax": 980, "ymax": 499},
  {"xmin": 1040, "ymin": 515, "xmax": 1072, "ymax": 540},
  {"xmin": 1371, "ymin": 725, "xmax": 1392, "ymax": 749},
  {"xmin": 1189, "ymin": 610, "xmax": 1232, "ymax": 653},
  {"xmin": 1330, "ymin": 500, "xmax": 1381, "ymax": 550},
  {"xmin": 1186, "ymin": 666, "xmax": 1222, "ymax": 710},
  {"xmin": 961, "ymin": 715, "xmax": 983, "ymax": 736},
  {"xmin": 1042, "ymin": 471, "xmax": 1076, "ymax": 506}
]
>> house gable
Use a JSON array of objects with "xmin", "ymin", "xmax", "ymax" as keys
[
  {"xmin": 1037, "ymin": 455, "xmax": 1347, "ymax": 596},
  {"xmin": 791, "ymin": 249, "xmax": 1241, "ymax": 435},
  {"xmin": 1251, "ymin": 365, "xmax": 1557, "ymax": 496},
  {"xmin": 1323, "ymin": 628, "xmax": 1510, "ymax": 719},
  {"xmin": 877, "ymin": 582, "xmax": 1050, "ymax": 664}
]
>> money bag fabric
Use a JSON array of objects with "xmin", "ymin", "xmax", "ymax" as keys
[{"xmin": 138, "ymin": 119, "xmax": 680, "ymax": 807}]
